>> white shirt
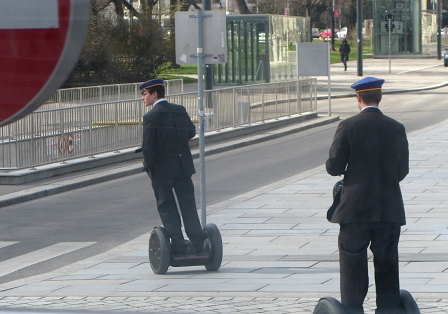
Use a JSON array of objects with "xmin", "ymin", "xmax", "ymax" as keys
[
  {"xmin": 361, "ymin": 106, "xmax": 381, "ymax": 112},
  {"xmin": 153, "ymin": 98, "xmax": 166, "ymax": 108}
]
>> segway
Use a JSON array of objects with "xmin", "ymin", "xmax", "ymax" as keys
[
  {"xmin": 148, "ymin": 223, "xmax": 223, "ymax": 274},
  {"xmin": 313, "ymin": 296, "xmax": 347, "ymax": 314},
  {"xmin": 399, "ymin": 289, "xmax": 420, "ymax": 314},
  {"xmin": 313, "ymin": 290, "xmax": 420, "ymax": 314}
]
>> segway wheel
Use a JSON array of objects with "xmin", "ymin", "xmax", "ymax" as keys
[
  {"xmin": 204, "ymin": 223, "xmax": 223, "ymax": 271},
  {"xmin": 400, "ymin": 289, "xmax": 420, "ymax": 314},
  {"xmin": 148, "ymin": 227, "xmax": 171, "ymax": 275},
  {"xmin": 313, "ymin": 297, "xmax": 347, "ymax": 314}
]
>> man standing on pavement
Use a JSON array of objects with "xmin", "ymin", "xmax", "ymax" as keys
[
  {"xmin": 326, "ymin": 77, "xmax": 409, "ymax": 314},
  {"xmin": 140, "ymin": 78, "xmax": 206, "ymax": 255}
]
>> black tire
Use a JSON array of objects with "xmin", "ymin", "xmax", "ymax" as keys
[
  {"xmin": 313, "ymin": 297, "xmax": 347, "ymax": 314},
  {"xmin": 204, "ymin": 223, "xmax": 223, "ymax": 271},
  {"xmin": 400, "ymin": 289, "xmax": 420, "ymax": 314},
  {"xmin": 148, "ymin": 227, "xmax": 171, "ymax": 274}
]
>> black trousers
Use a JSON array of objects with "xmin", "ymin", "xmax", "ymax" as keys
[
  {"xmin": 151, "ymin": 173, "xmax": 204, "ymax": 252},
  {"xmin": 338, "ymin": 222, "xmax": 403, "ymax": 314}
]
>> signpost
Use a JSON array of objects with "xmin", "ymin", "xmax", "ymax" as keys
[
  {"xmin": 0, "ymin": 0, "xmax": 90, "ymax": 127},
  {"xmin": 175, "ymin": 10, "xmax": 227, "ymax": 226},
  {"xmin": 385, "ymin": 14, "xmax": 395, "ymax": 73}
]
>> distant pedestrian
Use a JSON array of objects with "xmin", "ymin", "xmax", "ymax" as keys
[
  {"xmin": 339, "ymin": 39, "xmax": 351, "ymax": 71},
  {"xmin": 326, "ymin": 77, "xmax": 409, "ymax": 314},
  {"xmin": 140, "ymin": 78, "xmax": 206, "ymax": 256}
]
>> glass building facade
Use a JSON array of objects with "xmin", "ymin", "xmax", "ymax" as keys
[
  {"xmin": 214, "ymin": 14, "xmax": 310, "ymax": 85},
  {"xmin": 372, "ymin": 0, "xmax": 441, "ymax": 57}
]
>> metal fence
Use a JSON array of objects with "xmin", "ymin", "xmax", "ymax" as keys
[
  {"xmin": 0, "ymin": 79, "xmax": 317, "ymax": 170},
  {"xmin": 40, "ymin": 79, "xmax": 184, "ymax": 109}
]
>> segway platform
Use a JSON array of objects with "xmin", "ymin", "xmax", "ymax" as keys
[{"xmin": 148, "ymin": 223, "xmax": 223, "ymax": 274}]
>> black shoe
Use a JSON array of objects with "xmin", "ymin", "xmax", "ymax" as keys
[
  {"xmin": 171, "ymin": 238, "xmax": 188, "ymax": 256},
  {"xmin": 196, "ymin": 239, "xmax": 210, "ymax": 255}
]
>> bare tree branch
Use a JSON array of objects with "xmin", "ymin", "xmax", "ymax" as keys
[
  {"xmin": 234, "ymin": 0, "xmax": 251, "ymax": 14},
  {"xmin": 121, "ymin": 0, "xmax": 141, "ymax": 17}
]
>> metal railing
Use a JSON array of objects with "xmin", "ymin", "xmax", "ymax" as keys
[
  {"xmin": 40, "ymin": 79, "xmax": 184, "ymax": 109},
  {"xmin": 0, "ymin": 79, "xmax": 317, "ymax": 170}
]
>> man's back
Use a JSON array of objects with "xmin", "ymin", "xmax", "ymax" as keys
[
  {"xmin": 143, "ymin": 101, "xmax": 196, "ymax": 177},
  {"xmin": 326, "ymin": 108, "xmax": 409, "ymax": 224}
]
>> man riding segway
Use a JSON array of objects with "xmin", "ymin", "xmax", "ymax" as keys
[{"xmin": 139, "ymin": 78, "xmax": 222, "ymax": 274}]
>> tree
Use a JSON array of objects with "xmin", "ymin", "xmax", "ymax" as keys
[
  {"xmin": 117, "ymin": 15, "xmax": 171, "ymax": 82},
  {"xmin": 64, "ymin": 0, "xmax": 170, "ymax": 87},
  {"xmin": 234, "ymin": 0, "xmax": 251, "ymax": 13},
  {"xmin": 340, "ymin": 0, "xmax": 357, "ymax": 40},
  {"xmin": 107, "ymin": 0, "xmax": 141, "ymax": 18},
  {"xmin": 257, "ymin": 0, "xmax": 285, "ymax": 14},
  {"xmin": 341, "ymin": 0, "xmax": 376, "ymax": 40},
  {"xmin": 246, "ymin": 0, "xmax": 330, "ymax": 43},
  {"xmin": 290, "ymin": 0, "xmax": 328, "ymax": 40},
  {"xmin": 140, "ymin": 0, "xmax": 160, "ymax": 16}
]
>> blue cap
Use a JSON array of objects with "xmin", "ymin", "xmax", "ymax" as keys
[
  {"xmin": 351, "ymin": 77, "xmax": 385, "ymax": 93},
  {"xmin": 139, "ymin": 79, "xmax": 164, "ymax": 92}
]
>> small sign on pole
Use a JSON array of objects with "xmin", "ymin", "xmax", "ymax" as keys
[
  {"xmin": 175, "ymin": 11, "xmax": 227, "ymax": 65},
  {"xmin": 296, "ymin": 43, "xmax": 332, "ymax": 115}
]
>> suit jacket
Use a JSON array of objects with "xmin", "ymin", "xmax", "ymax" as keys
[
  {"xmin": 326, "ymin": 107, "xmax": 409, "ymax": 225},
  {"xmin": 142, "ymin": 100, "xmax": 196, "ymax": 177}
]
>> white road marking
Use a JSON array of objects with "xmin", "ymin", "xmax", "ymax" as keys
[
  {"xmin": 0, "ymin": 241, "xmax": 18, "ymax": 249},
  {"xmin": 0, "ymin": 242, "xmax": 96, "ymax": 277}
]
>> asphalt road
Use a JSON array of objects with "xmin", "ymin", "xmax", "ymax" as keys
[{"xmin": 1, "ymin": 86, "xmax": 448, "ymax": 284}]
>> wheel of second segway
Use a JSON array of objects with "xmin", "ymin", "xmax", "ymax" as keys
[
  {"xmin": 204, "ymin": 223, "xmax": 223, "ymax": 271},
  {"xmin": 400, "ymin": 290, "xmax": 420, "ymax": 314},
  {"xmin": 148, "ymin": 227, "xmax": 171, "ymax": 275},
  {"xmin": 313, "ymin": 297, "xmax": 347, "ymax": 314}
]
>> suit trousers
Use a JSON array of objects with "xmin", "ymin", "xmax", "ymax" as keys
[
  {"xmin": 151, "ymin": 173, "xmax": 204, "ymax": 252},
  {"xmin": 338, "ymin": 222, "xmax": 403, "ymax": 314}
]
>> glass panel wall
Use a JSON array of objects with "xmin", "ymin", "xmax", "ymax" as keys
[
  {"xmin": 373, "ymin": 0, "xmax": 421, "ymax": 56},
  {"xmin": 214, "ymin": 14, "xmax": 309, "ymax": 85}
]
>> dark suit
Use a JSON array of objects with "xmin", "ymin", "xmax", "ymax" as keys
[
  {"xmin": 326, "ymin": 107, "xmax": 409, "ymax": 314},
  {"xmin": 142, "ymin": 100, "xmax": 204, "ymax": 253}
]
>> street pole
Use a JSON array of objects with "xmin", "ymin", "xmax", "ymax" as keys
[
  {"xmin": 437, "ymin": 0, "xmax": 442, "ymax": 60},
  {"xmin": 388, "ymin": 18, "xmax": 392, "ymax": 73},
  {"xmin": 198, "ymin": 0, "xmax": 211, "ymax": 226},
  {"xmin": 204, "ymin": 0, "xmax": 213, "ymax": 90},
  {"xmin": 331, "ymin": 0, "xmax": 335, "ymax": 50},
  {"xmin": 193, "ymin": 9, "xmax": 209, "ymax": 227},
  {"xmin": 357, "ymin": 0, "xmax": 363, "ymax": 76}
]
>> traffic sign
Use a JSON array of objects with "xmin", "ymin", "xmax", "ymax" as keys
[
  {"xmin": 385, "ymin": 21, "xmax": 395, "ymax": 31},
  {"xmin": 334, "ymin": 8, "xmax": 340, "ymax": 18},
  {"xmin": 385, "ymin": 14, "xmax": 395, "ymax": 21},
  {"xmin": 175, "ymin": 11, "xmax": 228, "ymax": 65},
  {"xmin": 0, "ymin": 0, "xmax": 90, "ymax": 127}
]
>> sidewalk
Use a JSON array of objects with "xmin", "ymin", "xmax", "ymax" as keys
[
  {"xmin": 1, "ymin": 117, "xmax": 448, "ymax": 313},
  {"xmin": 1, "ymin": 58, "xmax": 448, "ymax": 313}
]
